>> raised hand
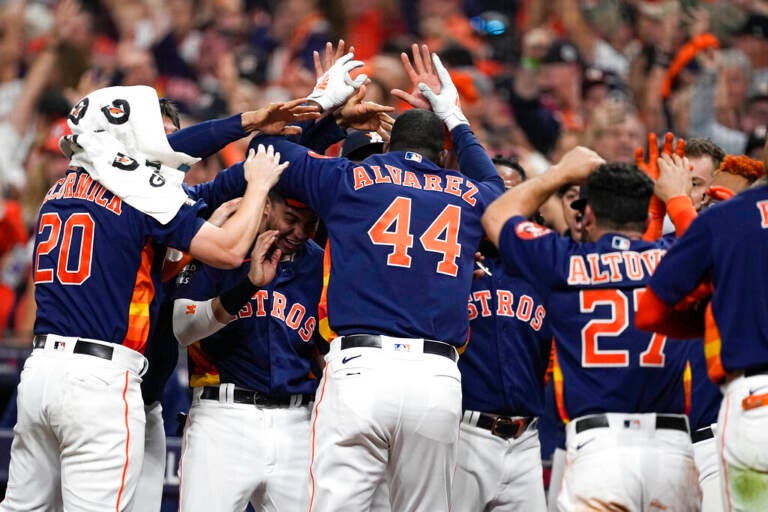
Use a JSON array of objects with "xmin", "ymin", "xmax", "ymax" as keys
[
  {"xmin": 335, "ymin": 85, "xmax": 395, "ymax": 141},
  {"xmin": 391, "ymin": 43, "xmax": 441, "ymax": 109},
  {"xmin": 306, "ymin": 52, "xmax": 367, "ymax": 112},
  {"xmin": 241, "ymin": 98, "xmax": 321, "ymax": 135},
  {"xmin": 553, "ymin": 146, "xmax": 606, "ymax": 183},
  {"xmin": 655, "ymin": 153, "xmax": 692, "ymax": 203},
  {"xmin": 417, "ymin": 53, "xmax": 470, "ymax": 131},
  {"xmin": 247, "ymin": 229, "xmax": 281, "ymax": 287},
  {"xmin": 313, "ymin": 40, "xmax": 353, "ymax": 79},
  {"xmin": 243, "ymin": 144, "xmax": 289, "ymax": 189}
]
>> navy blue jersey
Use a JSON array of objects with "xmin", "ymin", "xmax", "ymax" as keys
[
  {"xmin": 33, "ymin": 168, "xmax": 205, "ymax": 352},
  {"xmin": 686, "ymin": 339, "xmax": 722, "ymax": 430},
  {"xmin": 649, "ymin": 184, "xmax": 768, "ymax": 372},
  {"xmin": 461, "ymin": 256, "xmax": 551, "ymax": 417},
  {"xmin": 497, "ymin": 216, "xmax": 688, "ymax": 419},
  {"xmin": 174, "ymin": 241, "xmax": 324, "ymax": 395},
  {"xmin": 256, "ymin": 125, "xmax": 504, "ymax": 346}
]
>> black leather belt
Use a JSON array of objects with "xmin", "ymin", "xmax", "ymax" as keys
[
  {"xmin": 574, "ymin": 414, "xmax": 689, "ymax": 434},
  {"xmin": 475, "ymin": 413, "xmax": 535, "ymax": 440},
  {"xmin": 33, "ymin": 334, "xmax": 114, "ymax": 360},
  {"xmin": 340, "ymin": 334, "xmax": 458, "ymax": 362},
  {"xmin": 199, "ymin": 386, "xmax": 313, "ymax": 407},
  {"xmin": 691, "ymin": 425, "xmax": 715, "ymax": 443},
  {"xmin": 744, "ymin": 363, "xmax": 768, "ymax": 377}
]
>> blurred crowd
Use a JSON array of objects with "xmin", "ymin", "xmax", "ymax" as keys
[{"xmin": 0, "ymin": 0, "xmax": 767, "ymax": 343}]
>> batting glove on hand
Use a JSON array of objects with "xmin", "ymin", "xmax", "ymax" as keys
[
  {"xmin": 417, "ymin": 54, "xmax": 469, "ymax": 131},
  {"xmin": 307, "ymin": 53, "xmax": 367, "ymax": 112}
]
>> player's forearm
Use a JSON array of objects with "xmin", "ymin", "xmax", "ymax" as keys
[
  {"xmin": 482, "ymin": 166, "xmax": 570, "ymax": 246},
  {"xmin": 168, "ymin": 114, "xmax": 246, "ymax": 158},
  {"xmin": 172, "ymin": 298, "xmax": 229, "ymax": 346},
  {"xmin": 188, "ymin": 180, "xmax": 269, "ymax": 268}
]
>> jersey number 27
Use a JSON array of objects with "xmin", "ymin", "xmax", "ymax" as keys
[
  {"xmin": 580, "ymin": 288, "xmax": 667, "ymax": 368},
  {"xmin": 368, "ymin": 196, "xmax": 462, "ymax": 277}
]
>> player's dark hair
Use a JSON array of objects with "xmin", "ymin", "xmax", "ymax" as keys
[
  {"xmin": 388, "ymin": 109, "xmax": 445, "ymax": 162},
  {"xmin": 492, "ymin": 155, "xmax": 527, "ymax": 181},
  {"xmin": 159, "ymin": 98, "xmax": 181, "ymax": 130},
  {"xmin": 582, "ymin": 162, "xmax": 653, "ymax": 232},
  {"xmin": 684, "ymin": 138, "xmax": 726, "ymax": 171}
]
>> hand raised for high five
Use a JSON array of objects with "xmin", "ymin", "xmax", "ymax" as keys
[
  {"xmin": 391, "ymin": 44, "xmax": 442, "ymax": 110},
  {"xmin": 335, "ymin": 85, "xmax": 395, "ymax": 141},
  {"xmin": 241, "ymin": 98, "xmax": 321, "ymax": 135},
  {"xmin": 307, "ymin": 41, "xmax": 367, "ymax": 113}
]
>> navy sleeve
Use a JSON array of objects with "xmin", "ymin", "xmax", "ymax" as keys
[
  {"xmin": 450, "ymin": 125, "xmax": 504, "ymax": 196},
  {"xmin": 297, "ymin": 115, "xmax": 345, "ymax": 153},
  {"xmin": 147, "ymin": 200, "xmax": 207, "ymax": 252},
  {"xmin": 185, "ymin": 162, "xmax": 247, "ymax": 213},
  {"xmin": 251, "ymin": 135, "xmax": 345, "ymax": 218},
  {"xmin": 648, "ymin": 215, "xmax": 713, "ymax": 306},
  {"xmin": 167, "ymin": 114, "xmax": 246, "ymax": 158}
]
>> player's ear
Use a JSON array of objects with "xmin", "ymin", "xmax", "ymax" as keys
[{"xmin": 438, "ymin": 149, "xmax": 448, "ymax": 167}]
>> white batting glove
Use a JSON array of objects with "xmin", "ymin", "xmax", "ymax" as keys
[
  {"xmin": 417, "ymin": 54, "xmax": 469, "ymax": 131},
  {"xmin": 307, "ymin": 53, "xmax": 367, "ymax": 112}
]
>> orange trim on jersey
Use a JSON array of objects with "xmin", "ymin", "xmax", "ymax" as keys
[
  {"xmin": 122, "ymin": 243, "xmax": 155, "ymax": 353},
  {"xmin": 188, "ymin": 342, "xmax": 220, "ymax": 388},
  {"xmin": 317, "ymin": 240, "xmax": 337, "ymax": 342},
  {"xmin": 308, "ymin": 363, "xmax": 330, "ymax": 512},
  {"xmin": 683, "ymin": 360, "xmax": 692, "ymax": 416},
  {"xmin": 552, "ymin": 344, "xmax": 570, "ymax": 423},
  {"xmin": 704, "ymin": 303, "xmax": 726, "ymax": 384},
  {"xmin": 116, "ymin": 370, "xmax": 130, "ymax": 512}
]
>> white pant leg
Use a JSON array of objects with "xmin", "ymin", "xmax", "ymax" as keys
[
  {"xmin": 0, "ymin": 354, "xmax": 63, "ymax": 512},
  {"xmin": 309, "ymin": 346, "xmax": 461, "ymax": 512},
  {"xmin": 693, "ymin": 425, "xmax": 724, "ymax": 512},
  {"xmin": 558, "ymin": 414, "xmax": 700, "ymax": 512},
  {"xmin": 253, "ymin": 405, "xmax": 312, "ymax": 511},
  {"xmin": 131, "ymin": 402, "xmax": 166, "ymax": 512},
  {"xmin": 718, "ymin": 375, "xmax": 768, "ymax": 511},
  {"xmin": 547, "ymin": 448, "xmax": 566, "ymax": 512},
  {"xmin": 452, "ymin": 423, "xmax": 547, "ymax": 511},
  {"xmin": 370, "ymin": 481, "xmax": 391, "ymax": 512}
]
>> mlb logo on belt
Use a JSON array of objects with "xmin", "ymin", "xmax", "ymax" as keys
[
  {"xmin": 623, "ymin": 419, "xmax": 641, "ymax": 429},
  {"xmin": 394, "ymin": 343, "xmax": 411, "ymax": 352},
  {"xmin": 53, "ymin": 341, "xmax": 66, "ymax": 350}
]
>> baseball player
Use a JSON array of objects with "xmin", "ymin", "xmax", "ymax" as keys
[
  {"xmin": 254, "ymin": 51, "xmax": 504, "ymax": 510},
  {"xmin": 637, "ymin": 153, "xmax": 768, "ymax": 511},
  {"xmin": 481, "ymin": 149, "xmax": 701, "ymax": 511},
  {"xmin": 0, "ymin": 85, "xmax": 290, "ymax": 512},
  {"xmin": 171, "ymin": 189, "xmax": 323, "ymax": 512},
  {"xmin": 453, "ymin": 237, "xmax": 552, "ymax": 511}
]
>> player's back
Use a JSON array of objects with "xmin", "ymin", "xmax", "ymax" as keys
[
  {"xmin": 321, "ymin": 151, "xmax": 492, "ymax": 346},
  {"xmin": 547, "ymin": 234, "xmax": 688, "ymax": 418},
  {"xmin": 33, "ymin": 168, "xmax": 202, "ymax": 352}
]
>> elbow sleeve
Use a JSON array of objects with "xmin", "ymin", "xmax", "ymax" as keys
[{"xmin": 172, "ymin": 298, "xmax": 229, "ymax": 346}]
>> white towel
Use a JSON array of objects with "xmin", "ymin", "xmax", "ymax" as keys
[{"xmin": 59, "ymin": 85, "xmax": 200, "ymax": 224}]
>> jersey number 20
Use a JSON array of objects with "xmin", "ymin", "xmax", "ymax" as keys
[
  {"xmin": 580, "ymin": 288, "xmax": 667, "ymax": 367},
  {"xmin": 33, "ymin": 212, "xmax": 95, "ymax": 285},
  {"xmin": 368, "ymin": 196, "xmax": 462, "ymax": 277}
]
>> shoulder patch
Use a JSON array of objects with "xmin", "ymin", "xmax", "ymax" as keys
[{"xmin": 514, "ymin": 221, "xmax": 552, "ymax": 240}]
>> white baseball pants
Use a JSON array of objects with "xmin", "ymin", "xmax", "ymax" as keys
[
  {"xmin": 178, "ymin": 385, "xmax": 312, "ymax": 512},
  {"xmin": 452, "ymin": 418, "xmax": 547, "ymax": 511},
  {"xmin": 0, "ymin": 336, "xmax": 147, "ymax": 512},
  {"xmin": 308, "ymin": 337, "xmax": 462, "ymax": 512},
  {"xmin": 557, "ymin": 413, "xmax": 701, "ymax": 512},
  {"xmin": 717, "ymin": 374, "xmax": 768, "ymax": 511},
  {"xmin": 130, "ymin": 401, "xmax": 166, "ymax": 512},
  {"xmin": 692, "ymin": 424, "xmax": 724, "ymax": 512}
]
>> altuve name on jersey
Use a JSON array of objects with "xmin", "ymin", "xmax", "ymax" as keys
[
  {"xmin": 42, "ymin": 169, "xmax": 122, "ymax": 215},
  {"xmin": 352, "ymin": 165, "xmax": 480, "ymax": 206},
  {"xmin": 566, "ymin": 248, "xmax": 665, "ymax": 285}
]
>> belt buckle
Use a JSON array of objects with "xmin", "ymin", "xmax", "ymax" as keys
[{"xmin": 491, "ymin": 416, "xmax": 526, "ymax": 440}]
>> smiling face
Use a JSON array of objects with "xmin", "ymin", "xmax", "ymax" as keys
[{"xmin": 265, "ymin": 199, "xmax": 318, "ymax": 255}]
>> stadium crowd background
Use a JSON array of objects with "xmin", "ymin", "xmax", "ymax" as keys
[{"xmin": 0, "ymin": 0, "xmax": 767, "ymax": 491}]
